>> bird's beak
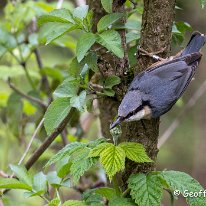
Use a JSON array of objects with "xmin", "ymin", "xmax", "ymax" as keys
[{"xmin": 110, "ymin": 117, "xmax": 123, "ymax": 130}]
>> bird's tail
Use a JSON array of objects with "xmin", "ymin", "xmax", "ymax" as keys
[{"xmin": 181, "ymin": 31, "xmax": 206, "ymax": 56}]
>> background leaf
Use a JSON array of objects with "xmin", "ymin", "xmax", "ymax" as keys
[
  {"xmin": 73, "ymin": 5, "xmax": 89, "ymax": 20},
  {"xmin": 10, "ymin": 165, "xmax": 32, "ymax": 186},
  {"xmin": 0, "ymin": 178, "xmax": 32, "ymax": 191},
  {"xmin": 44, "ymin": 97, "xmax": 71, "ymax": 135}
]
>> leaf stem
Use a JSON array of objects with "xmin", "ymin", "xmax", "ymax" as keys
[{"xmin": 112, "ymin": 174, "xmax": 121, "ymax": 196}]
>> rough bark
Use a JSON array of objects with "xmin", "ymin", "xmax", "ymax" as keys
[{"xmin": 88, "ymin": 0, "xmax": 176, "ymax": 190}]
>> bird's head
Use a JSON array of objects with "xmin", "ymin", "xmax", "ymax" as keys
[{"xmin": 110, "ymin": 90, "xmax": 152, "ymax": 129}]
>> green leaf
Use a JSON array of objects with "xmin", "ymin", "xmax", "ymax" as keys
[
  {"xmin": 0, "ymin": 178, "xmax": 32, "ymax": 191},
  {"xmin": 70, "ymin": 90, "xmax": 87, "ymax": 112},
  {"xmin": 87, "ymin": 138, "xmax": 107, "ymax": 148},
  {"xmin": 95, "ymin": 187, "xmax": 116, "ymax": 201},
  {"xmin": 104, "ymin": 75, "xmax": 121, "ymax": 88},
  {"xmin": 160, "ymin": 171, "xmax": 206, "ymax": 206},
  {"xmin": 103, "ymin": 88, "xmax": 115, "ymax": 97},
  {"xmin": 97, "ymin": 30, "xmax": 124, "ymax": 58},
  {"xmin": 83, "ymin": 189, "xmax": 103, "ymax": 205},
  {"xmin": 81, "ymin": 52, "xmax": 98, "ymax": 72},
  {"xmin": 42, "ymin": 22, "xmax": 78, "ymax": 45},
  {"xmin": 70, "ymin": 147, "xmax": 97, "ymax": 183},
  {"xmin": 45, "ymin": 142, "xmax": 84, "ymax": 167},
  {"xmin": 100, "ymin": 144, "xmax": 125, "ymax": 180},
  {"xmin": 44, "ymin": 97, "xmax": 71, "ymax": 135},
  {"xmin": 48, "ymin": 198, "xmax": 61, "ymax": 206},
  {"xmin": 89, "ymin": 142, "xmax": 111, "ymax": 157},
  {"xmin": 62, "ymin": 200, "xmax": 87, "ymax": 206},
  {"xmin": 57, "ymin": 157, "xmax": 71, "ymax": 178},
  {"xmin": 119, "ymin": 142, "xmax": 152, "ymax": 163},
  {"xmin": 73, "ymin": 5, "xmax": 89, "ymax": 20},
  {"xmin": 9, "ymin": 165, "xmax": 32, "ymax": 186},
  {"xmin": 101, "ymin": 0, "xmax": 113, "ymax": 13},
  {"xmin": 53, "ymin": 78, "xmax": 79, "ymax": 98},
  {"xmin": 38, "ymin": 8, "xmax": 74, "ymax": 25},
  {"xmin": 97, "ymin": 13, "xmax": 124, "ymax": 32},
  {"xmin": 126, "ymin": 32, "xmax": 140, "ymax": 43},
  {"xmin": 109, "ymin": 197, "xmax": 137, "ymax": 206},
  {"xmin": 76, "ymin": 33, "xmax": 96, "ymax": 62},
  {"xmin": 128, "ymin": 173, "xmax": 163, "ymax": 206},
  {"xmin": 47, "ymin": 171, "xmax": 62, "ymax": 188},
  {"xmin": 32, "ymin": 172, "xmax": 47, "ymax": 193}
]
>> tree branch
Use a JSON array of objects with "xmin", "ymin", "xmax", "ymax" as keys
[
  {"xmin": 18, "ymin": 118, "xmax": 45, "ymax": 165},
  {"xmin": 8, "ymin": 78, "xmax": 47, "ymax": 110},
  {"xmin": 25, "ymin": 108, "xmax": 75, "ymax": 170}
]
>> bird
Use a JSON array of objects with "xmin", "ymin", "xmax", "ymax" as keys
[{"xmin": 110, "ymin": 31, "xmax": 206, "ymax": 129}]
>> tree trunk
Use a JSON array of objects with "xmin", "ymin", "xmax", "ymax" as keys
[{"xmin": 87, "ymin": 0, "xmax": 176, "ymax": 190}]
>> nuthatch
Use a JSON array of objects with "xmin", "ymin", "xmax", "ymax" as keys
[{"xmin": 110, "ymin": 32, "xmax": 206, "ymax": 129}]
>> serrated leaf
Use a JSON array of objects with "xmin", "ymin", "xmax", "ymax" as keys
[
  {"xmin": 62, "ymin": 200, "xmax": 87, "ymax": 206},
  {"xmin": 89, "ymin": 142, "xmax": 111, "ymax": 157},
  {"xmin": 160, "ymin": 171, "xmax": 206, "ymax": 206},
  {"xmin": 128, "ymin": 173, "xmax": 163, "ymax": 206},
  {"xmin": 101, "ymin": 0, "xmax": 113, "ymax": 13},
  {"xmin": 53, "ymin": 78, "xmax": 79, "ymax": 98},
  {"xmin": 32, "ymin": 172, "xmax": 47, "ymax": 193},
  {"xmin": 44, "ymin": 97, "xmax": 71, "ymax": 135},
  {"xmin": 48, "ymin": 198, "xmax": 61, "ymax": 206},
  {"xmin": 83, "ymin": 189, "xmax": 103, "ymax": 205},
  {"xmin": 119, "ymin": 142, "xmax": 152, "ymax": 163},
  {"xmin": 70, "ymin": 90, "xmax": 87, "ymax": 112},
  {"xmin": 76, "ymin": 33, "xmax": 96, "ymax": 62},
  {"xmin": 104, "ymin": 75, "xmax": 121, "ymax": 88},
  {"xmin": 97, "ymin": 13, "xmax": 124, "ymax": 32},
  {"xmin": 87, "ymin": 138, "xmax": 107, "ymax": 149},
  {"xmin": 38, "ymin": 9, "xmax": 74, "ymax": 25},
  {"xmin": 73, "ymin": 5, "xmax": 89, "ymax": 20},
  {"xmin": 100, "ymin": 144, "xmax": 125, "ymax": 180},
  {"xmin": 96, "ymin": 30, "xmax": 124, "ymax": 58},
  {"xmin": 109, "ymin": 197, "xmax": 137, "ymax": 206},
  {"xmin": 95, "ymin": 187, "xmax": 116, "ymax": 201},
  {"xmin": 45, "ymin": 142, "xmax": 84, "ymax": 167},
  {"xmin": 0, "ymin": 178, "xmax": 32, "ymax": 191},
  {"xmin": 9, "ymin": 165, "xmax": 32, "ymax": 186},
  {"xmin": 70, "ymin": 147, "xmax": 97, "ymax": 183}
]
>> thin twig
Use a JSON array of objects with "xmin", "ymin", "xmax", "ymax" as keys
[
  {"xmin": 18, "ymin": 118, "xmax": 45, "ymax": 165},
  {"xmin": 25, "ymin": 108, "xmax": 75, "ymax": 170},
  {"xmin": 158, "ymin": 80, "xmax": 206, "ymax": 148},
  {"xmin": 8, "ymin": 78, "xmax": 47, "ymax": 110}
]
